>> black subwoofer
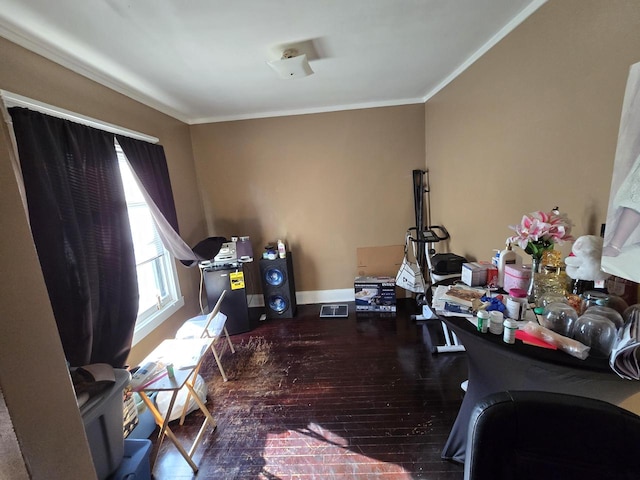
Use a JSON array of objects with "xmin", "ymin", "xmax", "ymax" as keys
[{"xmin": 259, "ymin": 254, "xmax": 297, "ymax": 319}]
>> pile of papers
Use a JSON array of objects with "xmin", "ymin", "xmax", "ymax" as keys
[
  {"xmin": 610, "ymin": 315, "xmax": 640, "ymax": 380},
  {"xmin": 130, "ymin": 361, "xmax": 167, "ymax": 390},
  {"xmin": 432, "ymin": 284, "xmax": 487, "ymax": 317}
]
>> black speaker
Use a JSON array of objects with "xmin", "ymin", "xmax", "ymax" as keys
[{"xmin": 259, "ymin": 254, "xmax": 297, "ymax": 319}]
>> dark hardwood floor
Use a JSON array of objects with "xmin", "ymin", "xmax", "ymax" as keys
[{"xmin": 149, "ymin": 299, "xmax": 468, "ymax": 479}]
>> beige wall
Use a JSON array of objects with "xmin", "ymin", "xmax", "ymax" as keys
[
  {"xmin": 425, "ymin": 0, "xmax": 640, "ymax": 263},
  {"xmin": 190, "ymin": 105, "xmax": 426, "ymax": 293},
  {"xmin": 3, "ymin": 0, "xmax": 640, "ymax": 472},
  {"xmin": 0, "ymin": 36, "xmax": 206, "ymax": 477}
]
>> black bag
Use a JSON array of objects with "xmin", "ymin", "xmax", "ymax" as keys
[{"xmin": 431, "ymin": 253, "xmax": 467, "ymax": 275}]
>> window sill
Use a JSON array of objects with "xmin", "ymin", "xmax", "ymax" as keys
[{"xmin": 131, "ymin": 296, "xmax": 185, "ymax": 346}]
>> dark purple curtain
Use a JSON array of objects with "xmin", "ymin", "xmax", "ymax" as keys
[
  {"xmin": 116, "ymin": 135, "xmax": 179, "ymax": 233},
  {"xmin": 9, "ymin": 107, "xmax": 138, "ymax": 368}
]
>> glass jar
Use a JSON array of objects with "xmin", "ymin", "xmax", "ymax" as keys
[
  {"xmin": 581, "ymin": 291, "xmax": 609, "ymax": 315},
  {"xmin": 536, "ymin": 292, "xmax": 568, "ymax": 308},
  {"xmin": 583, "ymin": 306, "xmax": 623, "ymax": 330},
  {"xmin": 506, "ymin": 288, "xmax": 528, "ymax": 320},
  {"xmin": 541, "ymin": 249, "xmax": 563, "ymax": 268},
  {"xmin": 540, "ymin": 302, "xmax": 578, "ymax": 337},
  {"xmin": 572, "ymin": 313, "xmax": 617, "ymax": 358},
  {"xmin": 534, "ymin": 265, "xmax": 569, "ymax": 306}
]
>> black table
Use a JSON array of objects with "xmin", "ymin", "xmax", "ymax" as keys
[{"xmin": 441, "ymin": 315, "xmax": 640, "ymax": 464}]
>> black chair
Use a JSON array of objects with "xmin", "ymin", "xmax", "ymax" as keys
[{"xmin": 465, "ymin": 390, "xmax": 640, "ymax": 480}]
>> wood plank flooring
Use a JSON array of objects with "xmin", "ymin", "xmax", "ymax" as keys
[{"xmin": 149, "ymin": 299, "xmax": 467, "ymax": 479}]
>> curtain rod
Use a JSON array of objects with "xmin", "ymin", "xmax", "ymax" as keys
[{"xmin": 0, "ymin": 90, "xmax": 159, "ymax": 144}]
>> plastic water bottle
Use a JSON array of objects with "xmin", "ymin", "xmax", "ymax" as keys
[{"xmin": 277, "ymin": 239, "xmax": 286, "ymax": 259}]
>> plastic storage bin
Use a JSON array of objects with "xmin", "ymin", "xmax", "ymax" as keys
[
  {"xmin": 108, "ymin": 439, "xmax": 152, "ymax": 480},
  {"xmin": 80, "ymin": 369, "xmax": 131, "ymax": 480}
]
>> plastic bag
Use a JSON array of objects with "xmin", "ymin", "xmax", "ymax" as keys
[
  {"xmin": 396, "ymin": 232, "xmax": 426, "ymax": 293},
  {"xmin": 155, "ymin": 374, "xmax": 207, "ymax": 422},
  {"xmin": 523, "ymin": 322, "xmax": 590, "ymax": 360}
]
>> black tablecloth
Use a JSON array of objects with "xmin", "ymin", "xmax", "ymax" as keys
[{"xmin": 441, "ymin": 315, "xmax": 640, "ymax": 464}]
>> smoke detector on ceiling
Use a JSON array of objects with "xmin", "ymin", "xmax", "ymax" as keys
[{"xmin": 267, "ymin": 48, "xmax": 314, "ymax": 79}]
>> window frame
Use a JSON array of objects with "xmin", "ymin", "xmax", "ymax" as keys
[{"xmin": 115, "ymin": 142, "xmax": 184, "ymax": 345}]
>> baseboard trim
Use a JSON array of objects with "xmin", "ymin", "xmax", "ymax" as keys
[{"xmin": 248, "ymin": 288, "xmax": 355, "ymax": 308}]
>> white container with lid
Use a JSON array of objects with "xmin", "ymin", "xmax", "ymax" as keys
[
  {"xmin": 476, "ymin": 310, "xmax": 489, "ymax": 333},
  {"xmin": 489, "ymin": 311, "xmax": 504, "ymax": 335},
  {"xmin": 503, "ymin": 318, "xmax": 518, "ymax": 344},
  {"xmin": 506, "ymin": 288, "xmax": 528, "ymax": 320}
]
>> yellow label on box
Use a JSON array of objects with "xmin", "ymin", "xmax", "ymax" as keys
[{"xmin": 229, "ymin": 271, "xmax": 245, "ymax": 290}]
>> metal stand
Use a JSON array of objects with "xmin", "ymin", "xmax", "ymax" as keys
[
  {"xmin": 409, "ymin": 170, "xmax": 465, "ymax": 354},
  {"xmin": 438, "ymin": 321, "xmax": 466, "ymax": 354},
  {"xmin": 414, "ymin": 304, "xmax": 466, "ymax": 353}
]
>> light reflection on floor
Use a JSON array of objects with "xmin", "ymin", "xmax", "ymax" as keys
[{"xmin": 259, "ymin": 422, "xmax": 414, "ymax": 479}]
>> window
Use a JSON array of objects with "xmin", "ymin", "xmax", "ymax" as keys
[{"xmin": 116, "ymin": 141, "xmax": 183, "ymax": 343}]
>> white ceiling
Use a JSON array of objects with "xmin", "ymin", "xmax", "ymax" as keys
[{"xmin": 0, "ymin": 0, "xmax": 545, "ymax": 124}]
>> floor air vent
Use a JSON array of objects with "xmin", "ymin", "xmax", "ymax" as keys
[{"xmin": 320, "ymin": 304, "xmax": 349, "ymax": 318}]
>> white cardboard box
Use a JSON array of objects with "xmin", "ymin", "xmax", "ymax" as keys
[{"xmin": 462, "ymin": 262, "xmax": 488, "ymax": 287}]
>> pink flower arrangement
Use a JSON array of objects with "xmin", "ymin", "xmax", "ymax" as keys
[{"xmin": 507, "ymin": 209, "xmax": 573, "ymax": 258}]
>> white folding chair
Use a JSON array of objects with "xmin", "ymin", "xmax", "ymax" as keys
[
  {"xmin": 174, "ymin": 290, "xmax": 236, "ymax": 424},
  {"xmin": 175, "ymin": 290, "xmax": 236, "ymax": 382}
]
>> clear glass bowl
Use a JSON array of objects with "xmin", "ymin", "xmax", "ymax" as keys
[
  {"xmin": 539, "ymin": 302, "xmax": 578, "ymax": 337},
  {"xmin": 535, "ymin": 293, "xmax": 568, "ymax": 309},
  {"xmin": 584, "ymin": 306, "xmax": 623, "ymax": 330},
  {"xmin": 572, "ymin": 313, "xmax": 617, "ymax": 358}
]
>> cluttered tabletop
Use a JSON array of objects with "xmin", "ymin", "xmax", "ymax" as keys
[{"xmin": 432, "ymin": 280, "xmax": 640, "ymax": 378}]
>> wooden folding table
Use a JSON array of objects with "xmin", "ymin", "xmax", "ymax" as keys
[{"xmin": 132, "ymin": 338, "xmax": 217, "ymax": 473}]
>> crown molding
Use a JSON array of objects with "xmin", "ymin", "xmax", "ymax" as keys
[{"xmin": 0, "ymin": 20, "xmax": 191, "ymax": 124}]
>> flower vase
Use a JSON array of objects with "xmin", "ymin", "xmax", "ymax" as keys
[{"xmin": 527, "ymin": 255, "xmax": 542, "ymax": 303}]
